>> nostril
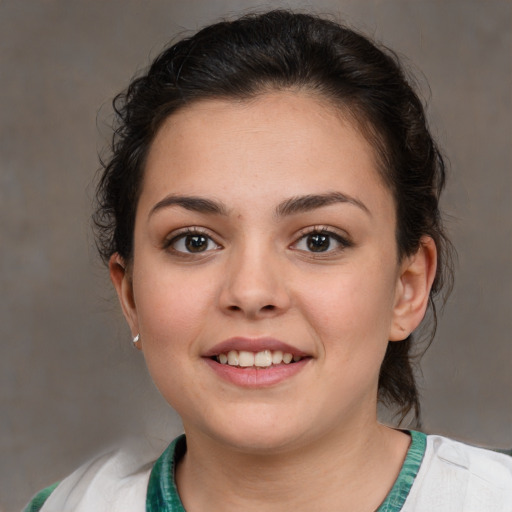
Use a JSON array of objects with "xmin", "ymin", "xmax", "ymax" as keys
[
  {"xmin": 262, "ymin": 304, "xmax": 276, "ymax": 311},
  {"xmin": 228, "ymin": 305, "xmax": 242, "ymax": 312}
]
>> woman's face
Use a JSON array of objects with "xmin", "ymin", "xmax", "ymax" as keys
[{"xmin": 113, "ymin": 92, "xmax": 420, "ymax": 453}]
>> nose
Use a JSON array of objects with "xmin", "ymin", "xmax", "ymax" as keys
[{"xmin": 218, "ymin": 241, "xmax": 291, "ymax": 319}]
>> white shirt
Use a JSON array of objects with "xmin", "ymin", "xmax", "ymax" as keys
[{"xmin": 32, "ymin": 433, "xmax": 512, "ymax": 512}]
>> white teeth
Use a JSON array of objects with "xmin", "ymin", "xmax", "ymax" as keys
[
  {"xmin": 227, "ymin": 350, "xmax": 239, "ymax": 366},
  {"xmin": 238, "ymin": 351, "xmax": 255, "ymax": 367},
  {"xmin": 217, "ymin": 350, "xmax": 301, "ymax": 367},
  {"xmin": 272, "ymin": 350, "xmax": 283, "ymax": 364},
  {"xmin": 254, "ymin": 350, "xmax": 272, "ymax": 367}
]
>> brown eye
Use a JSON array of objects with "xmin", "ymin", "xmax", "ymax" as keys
[
  {"xmin": 168, "ymin": 231, "xmax": 220, "ymax": 254},
  {"xmin": 185, "ymin": 234, "xmax": 209, "ymax": 252},
  {"xmin": 306, "ymin": 233, "xmax": 330, "ymax": 252},
  {"xmin": 293, "ymin": 229, "xmax": 351, "ymax": 254}
]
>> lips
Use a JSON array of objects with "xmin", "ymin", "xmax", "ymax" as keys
[{"xmin": 203, "ymin": 337, "xmax": 310, "ymax": 387}]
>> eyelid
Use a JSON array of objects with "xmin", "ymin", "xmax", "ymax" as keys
[
  {"xmin": 163, "ymin": 226, "xmax": 222, "ymax": 254},
  {"xmin": 291, "ymin": 225, "xmax": 353, "ymax": 253}
]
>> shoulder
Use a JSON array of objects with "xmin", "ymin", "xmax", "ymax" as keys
[
  {"xmin": 425, "ymin": 434, "xmax": 512, "ymax": 485},
  {"xmin": 23, "ymin": 483, "xmax": 59, "ymax": 512},
  {"xmin": 23, "ymin": 437, "xmax": 167, "ymax": 512},
  {"xmin": 404, "ymin": 434, "xmax": 512, "ymax": 512}
]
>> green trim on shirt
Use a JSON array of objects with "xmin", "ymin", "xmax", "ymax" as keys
[
  {"xmin": 376, "ymin": 430, "xmax": 427, "ymax": 512},
  {"xmin": 23, "ymin": 482, "xmax": 60, "ymax": 512},
  {"xmin": 23, "ymin": 431, "xmax": 427, "ymax": 511},
  {"xmin": 147, "ymin": 434, "xmax": 187, "ymax": 512},
  {"xmin": 147, "ymin": 430, "xmax": 427, "ymax": 511}
]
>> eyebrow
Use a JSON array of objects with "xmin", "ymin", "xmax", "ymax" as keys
[
  {"xmin": 149, "ymin": 195, "xmax": 229, "ymax": 218},
  {"xmin": 275, "ymin": 192, "xmax": 371, "ymax": 217},
  {"xmin": 148, "ymin": 191, "xmax": 370, "ymax": 219}
]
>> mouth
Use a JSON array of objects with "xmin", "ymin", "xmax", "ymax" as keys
[
  {"xmin": 203, "ymin": 337, "xmax": 310, "ymax": 386},
  {"xmin": 214, "ymin": 349, "xmax": 304, "ymax": 368}
]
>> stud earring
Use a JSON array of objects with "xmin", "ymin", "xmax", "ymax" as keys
[{"xmin": 132, "ymin": 333, "xmax": 140, "ymax": 345}]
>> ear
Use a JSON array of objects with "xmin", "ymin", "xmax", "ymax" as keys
[
  {"xmin": 109, "ymin": 253, "xmax": 141, "ymax": 349},
  {"xmin": 389, "ymin": 236, "xmax": 437, "ymax": 341}
]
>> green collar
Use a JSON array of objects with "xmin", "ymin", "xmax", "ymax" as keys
[
  {"xmin": 146, "ymin": 434, "xmax": 187, "ymax": 512},
  {"xmin": 376, "ymin": 430, "xmax": 426, "ymax": 511},
  {"xmin": 146, "ymin": 430, "xmax": 426, "ymax": 512}
]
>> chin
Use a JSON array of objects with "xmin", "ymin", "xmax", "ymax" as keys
[
  {"xmin": 219, "ymin": 430, "xmax": 305, "ymax": 455},
  {"xmin": 195, "ymin": 410, "xmax": 316, "ymax": 456}
]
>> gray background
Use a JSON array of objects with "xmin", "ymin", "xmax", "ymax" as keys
[{"xmin": 1, "ymin": 1, "xmax": 511, "ymax": 510}]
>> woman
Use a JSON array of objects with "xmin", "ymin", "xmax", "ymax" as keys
[{"xmin": 25, "ymin": 10, "xmax": 512, "ymax": 512}]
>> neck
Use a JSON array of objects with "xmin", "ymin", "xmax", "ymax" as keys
[{"xmin": 175, "ymin": 419, "xmax": 410, "ymax": 512}]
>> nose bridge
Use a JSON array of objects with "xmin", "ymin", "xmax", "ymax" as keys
[{"xmin": 220, "ymin": 233, "xmax": 289, "ymax": 317}]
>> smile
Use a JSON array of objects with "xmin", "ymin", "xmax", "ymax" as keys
[
  {"xmin": 204, "ymin": 337, "xmax": 310, "ymax": 387},
  {"xmin": 216, "ymin": 350, "xmax": 303, "ymax": 368}
]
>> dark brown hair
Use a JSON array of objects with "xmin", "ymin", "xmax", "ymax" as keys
[{"xmin": 94, "ymin": 10, "xmax": 454, "ymax": 423}]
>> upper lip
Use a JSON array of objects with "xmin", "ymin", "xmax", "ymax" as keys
[{"xmin": 203, "ymin": 337, "xmax": 308, "ymax": 358}]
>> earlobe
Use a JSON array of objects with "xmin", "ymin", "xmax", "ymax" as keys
[
  {"xmin": 109, "ymin": 253, "xmax": 140, "ymax": 343},
  {"xmin": 389, "ymin": 237, "xmax": 437, "ymax": 341}
]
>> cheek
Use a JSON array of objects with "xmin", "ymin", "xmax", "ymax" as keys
[
  {"xmin": 131, "ymin": 266, "xmax": 215, "ymax": 409},
  {"xmin": 297, "ymin": 261, "xmax": 398, "ymax": 354},
  {"xmin": 132, "ymin": 263, "xmax": 216, "ymax": 351}
]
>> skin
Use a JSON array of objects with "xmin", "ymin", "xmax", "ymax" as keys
[{"xmin": 110, "ymin": 91, "xmax": 437, "ymax": 511}]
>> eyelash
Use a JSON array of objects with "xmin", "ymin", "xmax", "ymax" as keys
[
  {"xmin": 163, "ymin": 227, "xmax": 221, "ymax": 256},
  {"xmin": 162, "ymin": 225, "xmax": 352, "ymax": 257},
  {"xmin": 292, "ymin": 226, "xmax": 353, "ymax": 255}
]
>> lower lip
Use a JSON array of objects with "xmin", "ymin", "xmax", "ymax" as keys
[{"xmin": 204, "ymin": 358, "xmax": 310, "ymax": 388}]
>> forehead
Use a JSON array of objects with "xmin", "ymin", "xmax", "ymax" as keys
[{"xmin": 140, "ymin": 91, "xmax": 392, "ymax": 214}]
